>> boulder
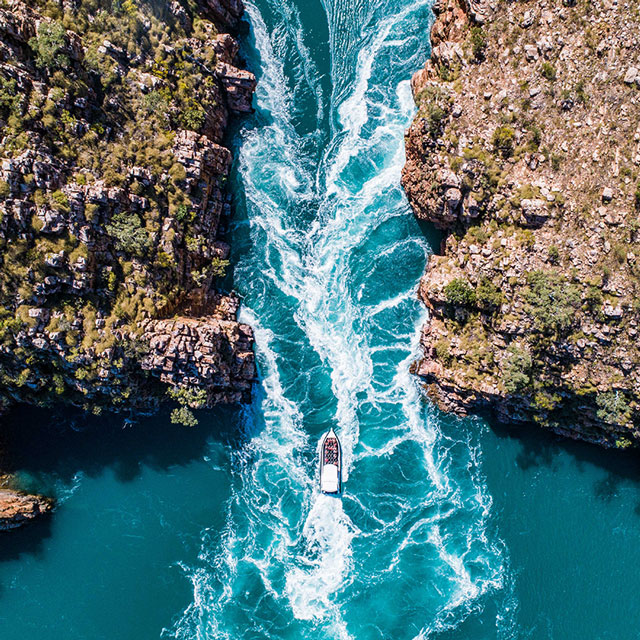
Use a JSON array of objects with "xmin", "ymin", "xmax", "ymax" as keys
[
  {"xmin": 520, "ymin": 198, "xmax": 549, "ymax": 227},
  {"xmin": 216, "ymin": 62, "xmax": 257, "ymax": 113},
  {"xmin": 624, "ymin": 67, "xmax": 638, "ymax": 85},
  {"xmin": 197, "ymin": 0, "xmax": 244, "ymax": 30}
]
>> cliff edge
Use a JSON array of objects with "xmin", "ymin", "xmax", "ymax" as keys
[
  {"xmin": 0, "ymin": 0, "xmax": 257, "ymax": 425},
  {"xmin": 404, "ymin": 0, "xmax": 640, "ymax": 447}
]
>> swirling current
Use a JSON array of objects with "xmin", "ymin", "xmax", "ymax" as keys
[{"xmin": 167, "ymin": 0, "xmax": 510, "ymax": 637}]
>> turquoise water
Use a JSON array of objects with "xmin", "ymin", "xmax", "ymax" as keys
[{"xmin": 3, "ymin": 0, "xmax": 640, "ymax": 638}]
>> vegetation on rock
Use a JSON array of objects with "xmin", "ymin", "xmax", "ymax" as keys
[
  {"xmin": 404, "ymin": 0, "xmax": 640, "ymax": 447},
  {"xmin": 0, "ymin": 0, "xmax": 256, "ymax": 417}
]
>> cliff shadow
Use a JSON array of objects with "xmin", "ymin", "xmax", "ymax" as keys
[
  {"xmin": 415, "ymin": 216, "xmax": 445, "ymax": 256},
  {"xmin": 0, "ymin": 514, "xmax": 54, "ymax": 567},
  {"xmin": 0, "ymin": 402, "xmax": 246, "ymax": 488},
  {"xmin": 478, "ymin": 412, "xmax": 640, "ymax": 507}
]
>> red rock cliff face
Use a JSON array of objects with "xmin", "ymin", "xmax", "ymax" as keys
[
  {"xmin": 0, "ymin": 0, "xmax": 257, "ymax": 415},
  {"xmin": 403, "ymin": 0, "xmax": 640, "ymax": 448}
]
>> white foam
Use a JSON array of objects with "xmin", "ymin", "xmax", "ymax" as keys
[
  {"xmin": 167, "ymin": 0, "xmax": 516, "ymax": 636},
  {"xmin": 285, "ymin": 494, "xmax": 357, "ymax": 627}
]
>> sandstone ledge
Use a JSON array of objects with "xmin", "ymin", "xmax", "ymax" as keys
[{"xmin": 0, "ymin": 489, "xmax": 53, "ymax": 531}]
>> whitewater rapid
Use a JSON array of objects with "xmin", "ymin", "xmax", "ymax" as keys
[{"xmin": 165, "ymin": 0, "xmax": 513, "ymax": 638}]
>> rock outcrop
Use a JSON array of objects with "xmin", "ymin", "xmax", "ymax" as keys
[
  {"xmin": 0, "ymin": 489, "xmax": 52, "ymax": 531},
  {"xmin": 404, "ymin": 0, "xmax": 640, "ymax": 447},
  {"xmin": 0, "ymin": 0, "xmax": 257, "ymax": 419},
  {"xmin": 142, "ymin": 299, "xmax": 254, "ymax": 405}
]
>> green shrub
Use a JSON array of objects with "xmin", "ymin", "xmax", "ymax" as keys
[
  {"xmin": 417, "ymin": 85, "xmax": 452, "ymax": 138},
  {"xmin": 107, "ymin": 271, "xmax": 117, "ymax": 291},
  {"xmin": 596, "ymin": 391, "xmax": 631, "ymax": 425},
  {"xmin": 176, "ymin": 204, "xmax": 192, "ymax": 223},
  {"xmin": 142, "ymin": 90, "xmax": 170, "ymax": 117},
  {"xmin": 503, "ymin": 344, "xmax": 532, "ymax": 393},
  {"xmin": 533, "ymin": 390, "xmax": 561, "ymax": 411},
  {"xmin": 467, "ymin": 225, "xmax": 488, "ymax": 244},
  {"xmin": 0, "ymin": 180, "xmax": 10, "ymax": 198},
  {"xmin": 29, "ymin": 22, "xmax": 70, "ymax": 71},
  {"xmin": 540, "ymin": 62, "xmax": 557, "ymax": 81},
  {"xmin": 180, "ymin": 105, "xmax": 205, "ymax": 131},
  {"xmin": 575, "ymin": 79, "xmax": 588, "ymax": 104},
  {"xmin": 476, "ymin": 277, "xmax": 504, "ymax": 311},
  {"xmin": 492, "ymin": 125, "xmax": 516, "ymax": 158},
  {"xmin": 434, "ymin": 339, "xmax": 453, "ymax": 365},
  {"xmin": 50, "ymin": 189, "xmax": 69, "ymax": 212},
  {"xmin": 635, "ymin": 182, "xmax": 640, "ymax": 211},
  {"xmin": 444, "ymin": 278, "xmax": 477, "ymax": 307},
  {"xmin": 85, "ymin": 202, "xmax": 100, "ymax": 222},
  {"xmin": 524, "ymin": 270, "xmax": 581, "ymax": 334},
  {"xmin": 210, "ymin": 256, "xmax": 230, "ymax": 278},
  {"xmin": 169, "ymin": 163, "xmax": 187, "ymax": 182},
  {"xmin": 469, "ymin": 26, "xmax": 487, "ymax": 61},
  {"xmin": 548, "ymin": 245, "xmax": 560, "ymax": 263},
  {"xmin": 584, "ymin": 285, "xmax": 603, "ymax": 312},
  {"xmin": 0, "ymin": 76, "xmax": 21, "ymax": 118},
  {"xmin": 529, "ymin": 124, "xmax": 542, "ymax": 150},
  {"xmin": 613, "ymin": 243, "xmax": 627, "ymax": 264}
]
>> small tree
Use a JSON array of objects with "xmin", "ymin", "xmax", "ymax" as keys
[
  {"xmin": 524, "ymin": 270, "xmax": 581, "ymax": 334},
  {"xmin": 596, "ymin": 391, "xmax": 631, "ymax": 425},
  {"xmin": 168, "ymin": 385, "xmax": 207, "ymax": 427},
  {"xmin": 502, "ymin": 344, "xmax": 532, "ymax": 393},
  {"xmin": 106, "ymin": 212, "xmax": 150, "ymax": 256},
  {"xmin": 171, "ymin": 406, "xmax": 198, "ymax": 427},
  {"xmin": 444, "ymin": 278, "xmax": 476, "ymax": 307},
  {"xmin": 29, "ymin": 22, "xmax": 70, "ymax": 71}
]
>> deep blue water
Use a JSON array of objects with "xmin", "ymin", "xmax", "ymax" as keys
[{"xmin": 2, "ymin": 0, "xmax": 640, "ymax": 638}]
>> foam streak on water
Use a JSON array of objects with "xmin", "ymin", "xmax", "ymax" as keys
[{"xmin": 166, "ymin": 0, "xmax": 513, "ymax": 638}]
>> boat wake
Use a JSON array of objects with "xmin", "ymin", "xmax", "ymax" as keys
[{"xmin": 164, "ymin": 0, "xmax": 515, "ymax": 638}]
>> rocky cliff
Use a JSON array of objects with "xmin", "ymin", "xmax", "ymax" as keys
[
  {"xmin": 404, "ymin": 0, "xmax": 640, "ymax": 447},
  {"xmin": 0, "ymin": 0, "xmax": 257, "ymax": 428}
]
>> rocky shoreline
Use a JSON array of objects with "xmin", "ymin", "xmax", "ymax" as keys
[
  {"xmin": 404, "ymin": 0, "xmax": 640, "ymax": 447},
  {"xmin": 0, "ymin": 487, "xmax": 52, "ymax": 531},
  {"xmin": 0, "ymin": 0, "xmax": 256, "ymax": 528}
]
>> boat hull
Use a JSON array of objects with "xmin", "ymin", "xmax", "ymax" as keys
[{"xmin": 319, "ymin": 429, "xmax": 342, "ymax": 495}]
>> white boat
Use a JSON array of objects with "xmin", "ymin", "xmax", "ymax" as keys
[{"xmin": 319, "ymin": 428, "xmax": 342, "ymax": 494}]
